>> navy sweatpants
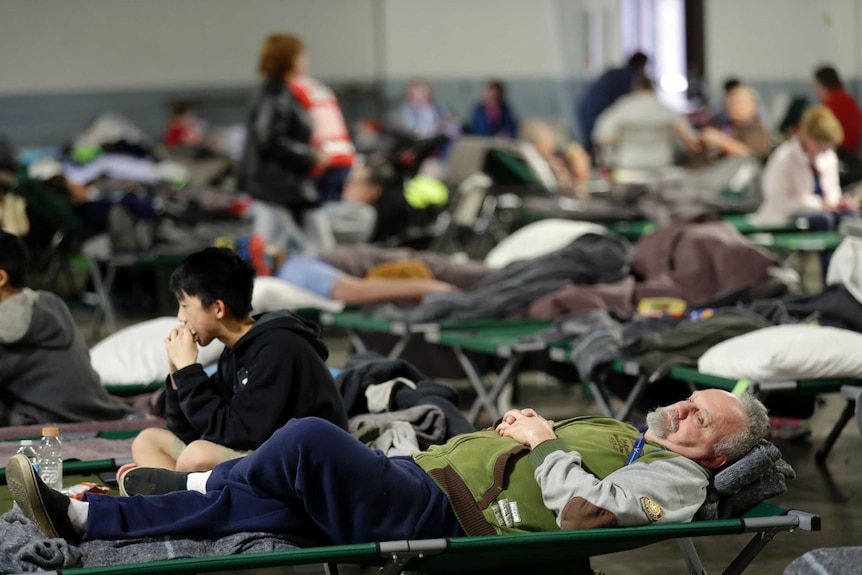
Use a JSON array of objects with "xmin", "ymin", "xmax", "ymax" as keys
[{"xmin": 82, "ymin": 418, "xmax": 465, "ymax": 544}]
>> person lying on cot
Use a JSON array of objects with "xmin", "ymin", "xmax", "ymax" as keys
[
  {"xmin": 0, "ymin": 232, "xmax": 133, "ymax": 426},
  {"xmin": 127, "ymin": 247, "xmax": 348, "ymax": 474},
  {"xmin": 232, "ymin": 234, "xmax": 462, "ymax": 306},
  {"xmin": 9, "ymin": 389, "xmax": 769, "ymax": 545}
]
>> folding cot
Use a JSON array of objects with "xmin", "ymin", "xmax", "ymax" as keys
[
  {"xmin": 320, "ymin": 310, "xmax": 442, "ymax": 359},
  {"xmin": 322, "ymin": 312, "xmax": 556, "ymax": 424},
  {"xmin": 422, "ymin": 319, "xmax": 553, "ymax": 424},
  {"xmin": 602, "ymin": 213, "xmax": 818, "ymax": 242},
  {"xmin": 27, "ymin": 501, "xmax": 818, "ymax": 575},
  {"xmin": 550, "ymin": 346, "xmax": 856, "ymax": 416},
  {"xmin": 815, "ymin": 384, "xmax": 861, "ymax": 462},
  {"xmin": 84, "ymin": 251, "xmax": 189, "ymax": 338}
]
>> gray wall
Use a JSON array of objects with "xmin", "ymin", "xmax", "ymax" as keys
[{"xmin": 1, "ymin": 0, "xmax": 860, "ymax": 146}]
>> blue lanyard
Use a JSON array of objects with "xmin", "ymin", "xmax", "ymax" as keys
[
  {"xmin": 625, "ymin": 434, "xmax": 667, "ymax": 466},
  {"xmin": 625, "ymin": 435, "xmax": 647, "ymax": 466}
]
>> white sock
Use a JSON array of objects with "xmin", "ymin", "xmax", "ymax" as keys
[
  {"xmin": 186, "ymin": 471, "xmax": 212, "ymax": 494},
  {"xmin": 67, "ymin": 499, "xmax": 88, "ymax": 534}
]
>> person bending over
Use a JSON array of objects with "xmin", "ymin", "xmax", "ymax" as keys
[
  {"xmin": 0, "ymin": 232, "xmax": 132, "ymax": 426},
  {"xmin": 128, "ymin": 247, "xmax": 347, "ymax": 473},
  {"xmin": 10, "ymin": 390, "xmax": 768, "ymax": 545}
]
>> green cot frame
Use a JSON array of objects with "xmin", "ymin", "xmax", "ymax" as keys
[
  {"xmin": 602, "ymin": 214, "xmax": 820, "ymax": 242},
  {"xmin": 321, "ymin": 312, "xmax": 555, "ymax": 424},
  {"xmin": 40, "ymin": 502, "xmax": 817, "ymax": 575}
]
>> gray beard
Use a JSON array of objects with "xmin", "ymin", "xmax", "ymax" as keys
[{"xmin": 646, "ymin": 406, "xmax": 679, "ymax": 438}]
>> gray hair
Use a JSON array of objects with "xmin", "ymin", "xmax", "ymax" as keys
[{"xmin": 713, "ymin": 393, "xmax": 770, "ymax": 462}]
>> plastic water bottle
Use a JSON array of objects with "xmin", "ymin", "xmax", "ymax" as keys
[
  {"xmin": 12, "ymin": 439, "xmax": 41, "ymax": 510},
  {"xmin": 15, "ymin": 440, "xmax": 40, "ymax": 474},
  {"xmin": 38, "ymin": 427, "xmax": 63, "ymax": 491}
]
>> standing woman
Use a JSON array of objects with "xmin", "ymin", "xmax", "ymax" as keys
[{"xmin": 238, "ymin": 34, "xmax": 335, "ymax": 253}]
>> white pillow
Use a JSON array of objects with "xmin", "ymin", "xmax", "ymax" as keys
[
  {"xmin": 483, "ymin": 219, "xmax": 607, "ymax": 269},
  {"xmin": 698, "ymin": 325, "xmax": 862, "ymax": 381},
  {"xmin": 251, "ymin": 276, "xmax": 345, "ymax": 315},
  {"xmin": 91, "ymin": 317, "xmax": 224, "ymax": 385}
]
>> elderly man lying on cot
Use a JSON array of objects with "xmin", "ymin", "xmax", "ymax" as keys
[{"xmin": 8, "ymin": 389, "xmax": 768, "ymax": 545}]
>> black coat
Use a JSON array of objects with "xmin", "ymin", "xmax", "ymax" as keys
[{"xmin": 237, "ymin": 77, "xmax": 320, "ymax": 210}]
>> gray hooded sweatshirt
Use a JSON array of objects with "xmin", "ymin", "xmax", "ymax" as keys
[{"xmin": 0, "ymin": 288, "xmax": 132, "ymax": 425}]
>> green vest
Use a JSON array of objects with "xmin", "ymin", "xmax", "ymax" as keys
[{"xmin": 413, "ymin": 417, "xmax": 679, "ymax": 535}]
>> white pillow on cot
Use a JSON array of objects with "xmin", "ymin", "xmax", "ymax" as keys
[
  {"xmin": 698, "ymin": 324, "xmax": 862, "ymax": 381},
  {"xmin": 91, "ymin": 317, "xmax": 224, "ymax": 386}
]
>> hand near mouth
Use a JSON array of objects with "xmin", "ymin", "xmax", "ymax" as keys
[{"xmin": 164, "ymin": 325, "xmax": 200, "ymax": 373}]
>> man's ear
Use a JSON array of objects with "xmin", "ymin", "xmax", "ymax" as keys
[
  {"xmin": 213, "ymin": 299, "xmax": 227, "ymax": 319},
  {"xmin": 0, "ymin": 269, "xmax": 8, "ymax": 289},
  {"xmin": 698, "ymin": 453, "xmax": 728, "ymax": 470}
]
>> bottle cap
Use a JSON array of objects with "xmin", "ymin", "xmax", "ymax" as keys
[
  {"xmin": 19, "ymin": 439, "xmax": 33, "ymax": 446},
  {"xmin": 42, "ymin": 427, "xmax": 60, "ymax": 437}
]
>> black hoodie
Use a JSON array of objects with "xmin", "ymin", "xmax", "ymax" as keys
[
  {"xmin": 165, "ymin": 310, "xmax": 348, "ymax": 450},
  {"xmin": 0, "ymin": 289, "xmax": 132, "ymax": 424}
]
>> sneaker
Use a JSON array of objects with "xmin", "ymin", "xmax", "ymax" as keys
[
  {"xmin": 115, "ymin": 462, "xmax": 138, "ymax": 491},
  {"xmin": 120, "ymin": 467, "xmax": 189, "ymax": 497},
  {"xmin": 6, "ymin": 454, "xmax": 79, "ymax": 541}
]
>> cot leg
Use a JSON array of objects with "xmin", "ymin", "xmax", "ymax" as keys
[
  {"xmin": 815, "ymin": 399, "xmax": 856, "ymax": 463},
  {"xmin": 345, "ymin": 328, "xmax": 369, "ymax": 354},
  {"xmin": 387, "ymin": 334, "xmax": 413, "ymax": 359},
  {"xmin": 676, "ymin": 538, "xmax": 708, "ymax": 575},
  {"xmin": 454, "ymin": 347, "xmax": 521, "ymax": 425},
  {"xmin": 587, "ymin": 381, "xmax": 615, "ymax": 418},
  {"xmin": 722, "ymin": 528, "xmax": 782, "ymax": 575},
  {"xmin": 616, "ymin": 374, "xmax": 649, "ymax": 421}
]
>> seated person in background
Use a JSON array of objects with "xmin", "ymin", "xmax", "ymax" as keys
[
  {"xmin": 163, "ymin": 102, "xmax": 205, "ymax": 149},
  {"xmin": 813, "ymin": 65, "xmax": 862, "ymax": 186},
  {"xmin": 752, "ymin": 105, "xmax": 852, "ymax": 229},
  {"xmin": 697, "ymin": 84, "xmax": 771, "ymax": 164},
  {"xmin": 322, "ymin": 155, "xmax": 410, "ymax": 244},
  {"xmin": 129, "ymin": 247, "xmax": 348, "ymax": 473},
  {"xmin": 592, "ymin": 74, "xmax": 700, "ymax": 171},
  {"xmin": 11, "ymin": 390, "xmax": 769, "ymax": 546},
  {"xmin": 519, "ymin": 120, "xmax": 591, "ymax": 199},
  {"xmin": 396, "ymin": 78, "xmax": 461, "ymax": 142},
  {"xmin": 469, "ymin": 80, "xmax": 519, "ymax": 138},
  {"xmin": 0, "ymin": 232, "xmax": 133, "ymax": 426},
  {"xmin": 704, "ymin": 78, "xmax": 741, "ymax": 129}
]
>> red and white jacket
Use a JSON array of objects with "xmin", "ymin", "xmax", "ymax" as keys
[{"xmin": 290, "ymin": 76, "xmax": 356, "ymax": 175}]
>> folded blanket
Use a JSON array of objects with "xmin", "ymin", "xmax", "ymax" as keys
[
  {"xmin": 694, "ymin": 439, "xmax": 795, "ymax": 521},
  {"xmin": 0, "ymin": 507, "xmax": 298, "ymax": 572}
]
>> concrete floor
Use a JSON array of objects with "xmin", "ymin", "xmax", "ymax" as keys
[{"xmin": 74, "ymin": 312, "xmax": 862, "ymax": 574}]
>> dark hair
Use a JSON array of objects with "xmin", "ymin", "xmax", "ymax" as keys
[
  {"xmin": 169, "ymin": 247, "xmax": 255, "ymax": 318},
  {"xmin": 259, "ymin": 33, "xmax": 305, "ymax": 79},
  {"xmin": 631, "ymin": 73, "xmax": 654, "ymax": 92},
  {"xmin": 0, "ymin": 231, "xmax": 27, "ymax": 287},
  {"xmin": 814, "ymin": 66, "xmax": 843, "ymax": 90},
  {"xmin": 723, "ymin": 78, "xmax": 741, "ymax": 93},
  {"xmin": 364, "ymin": 154, "xmax": 398, "ymax": 187},
  {"xmin": 0, "ymin": 133, "xmax": 18, "ymax": 173},
  {"xmin": 487, "ymin": 80, "xmax": 507, "ymax": 102},
  {"xmin": 628, "ymin": 51, "xmax": 648, "ymax": 69}
]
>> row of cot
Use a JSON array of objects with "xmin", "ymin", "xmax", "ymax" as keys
[
  {"xmin": 0, "ymin": 310, "xmax": 836, "ymax": 574},
  {"xmin": 320, "ymin": 311, "xmax": 860, "ymax": 464}
]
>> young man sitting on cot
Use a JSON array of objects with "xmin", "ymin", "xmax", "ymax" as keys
[
  {"xmin": 127, "ymin": 247, "xmax": 348, "ymax": 474},
  {"xmin": 9, "ymin": 389, "xmax": 769, "ymax": 545}
]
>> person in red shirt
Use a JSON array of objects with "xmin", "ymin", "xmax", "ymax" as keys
[{"xmin": 814, "ymin": 66, "xmax": 862, "ymax": 186}]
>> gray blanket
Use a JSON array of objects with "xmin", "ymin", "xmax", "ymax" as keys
[{"xmin": 0, "ymin": 507, "xmax": 298, "ymax": 573}]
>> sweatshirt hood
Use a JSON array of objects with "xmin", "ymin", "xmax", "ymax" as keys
[
  {"xmin": 235, "ymin": 310, "xmax": 329, "ymax": 360},
  {"xmin": 0, "ymin": 289, "xmax": 75, "ymax": 348}
]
